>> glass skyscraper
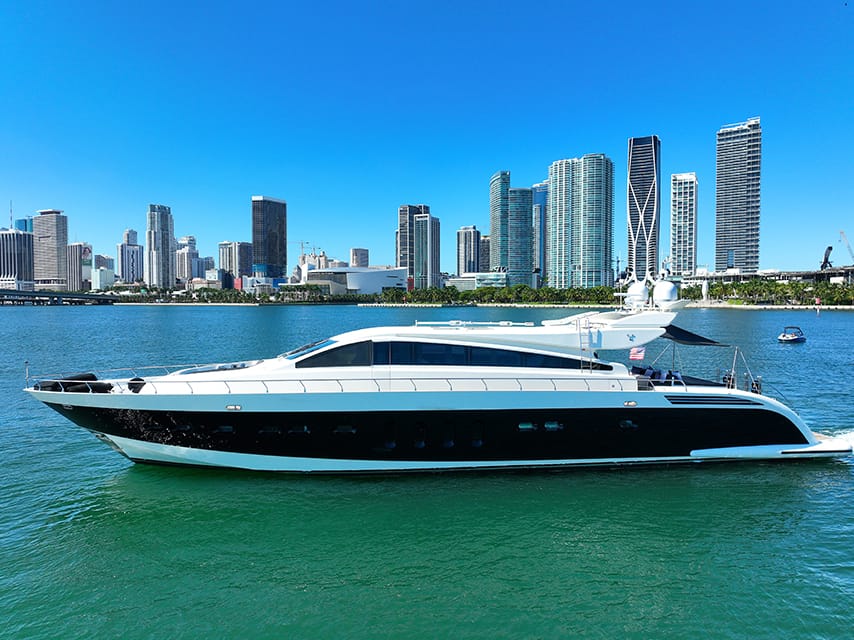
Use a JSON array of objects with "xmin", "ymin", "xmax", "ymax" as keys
[
  {"xmin": 396, "ymin": 204, "xmax": 431, "ymax": 286},
  {"xmin": 546, "ymin": 154, "xmax": 614, "ymax": 288},
  {"xmin": 626, "ymin": 135, "xmax": 661, "ymax": 282},
  {"xmin": 532, "ymin": 180, "xmax": 548, "ymax": 285},
  {"xmin": 670, "ymin": 173, "xmax": 698, "ymax": 276},
  {"xmin": 715, "ymin": 117, "xmax": 761, "ymax": 273},
  {"xmin": 508, "ymin": 187, "xmax": 533, "ymax": 287},
  {"xmin": 251, "ymin": 196, "xmax": 287, "ymax": 278},
  {"xmin": 413, "ymin": 212, "xmax": 440, "ymax": 289}
]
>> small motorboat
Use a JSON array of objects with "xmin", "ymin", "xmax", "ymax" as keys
[{"xmin": 778, "ymin": 326, "xmax": 806, "ymax": 343}]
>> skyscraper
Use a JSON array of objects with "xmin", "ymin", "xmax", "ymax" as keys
[
  {"xmin": 456, "ymin": 225, "xmax": 480, "ymax": 275},
  {"xmin": 670, "ymin": 173, "xmax": 698, "ymax": 276},
  {"xmin": 488, "ymin": 171, "xmax": 510, "ymax": 272},
  {"xmin": 396, "ymin": 204, "xmax": 430, "ymax": 282},
  {"xmin": 66, "ymin": 242, "xmax": 92, "ymax": 291},
  {"xmin": 412, "ymin": 211, "xmax": 440, "ymax": 289},
  {"xmin": 532, "ymin": 180, "xmax": 548, "ymax": 284},
  {"xmin": 251, "ymin": 196, "xmax": 287, "ymax": 278},
  {"xmin": 626, "ymin": 135, "xmax": 661, "ymax": 282},
  {"xmin": 716, "ymin": 117, "xmax": 761, "ymax": 273},
  {"xmin": 508, "ymin": 187, "xmax": 533, "ymax": 287},
  {"xmin": 478, "ymin": 236, "xmax": 491, "ymax": 273},
  {"xmin": 33, "ymin": 209, "xmax": 68, "ymax": 291},
  {"xmin": 144, "ymin": 204, "xmax": 176, "ymax": 288},
  {"xmin": 117, "ymin": 228, "xmax": 144, "ymax": 283},
  {"xmin": 218, "ymin": 241, "xmax": 253, "ymax": 280},
  {"xmin": 350, "ymin": 248, "xmax": 369, "ymax": 268},
  {"xmin": 0, "ymin": 227, "xmax": 34, "ymax": 290},
  {"xmin": 546, "ymin": 154, "xmax": 614, "ymax": 288}
]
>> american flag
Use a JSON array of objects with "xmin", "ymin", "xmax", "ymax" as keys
[{"xmin": 629, "ymin": 346, "xmax": 645, "ymax": 361}]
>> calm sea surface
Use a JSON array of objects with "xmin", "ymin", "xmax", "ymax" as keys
[{"xmin": 2, "ymin": 304, "xmax": 853, "ymax": 639}]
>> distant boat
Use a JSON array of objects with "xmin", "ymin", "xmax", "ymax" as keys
[{"xmin": 778, "ymin": 326, "xmax": 806, "ymax": 343}]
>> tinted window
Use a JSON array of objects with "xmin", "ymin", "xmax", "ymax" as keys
[
  {"xmin": 470, "ymin": 346, "xmax": 522, "ymax": 367},
  {"xmin": 414, "ymin": 343, "xmax": 466, "ymax": 365},
  {"xmin": 295, "ymin": 341, "xmax": 372, "ymax": 368}
]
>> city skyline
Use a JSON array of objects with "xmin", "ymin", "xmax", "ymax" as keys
[{"xmin": 1, "ymin": 2, "xmax": 852, "ymax": 274}]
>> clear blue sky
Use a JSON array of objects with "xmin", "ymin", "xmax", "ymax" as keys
[{"xmin": 2, "ymin": 1, "xmax": 852, "ymax": 275}]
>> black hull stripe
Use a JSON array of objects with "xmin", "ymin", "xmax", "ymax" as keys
[{"xmin": 46, "ymin": 404, "xmax": 809, "ymax": 463}]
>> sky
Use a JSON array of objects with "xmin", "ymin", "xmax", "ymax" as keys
[{"xmin": 1, "ymin": 0, "xmax": 852, "ymax": 275}]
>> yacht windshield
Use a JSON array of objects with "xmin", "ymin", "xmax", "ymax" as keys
[{"xmin": 281, "ymin": 339, "xmax": 336, "ymax": 360}]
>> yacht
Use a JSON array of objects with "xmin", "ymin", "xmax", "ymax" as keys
[{"xmin": 25, "ymin": 288, "xmax": 851, "ymax": 473}]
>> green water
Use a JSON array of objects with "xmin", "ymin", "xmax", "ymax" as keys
[{"xmin": 2, "ymin": 305, "xmax": 853, "ymax": 638}]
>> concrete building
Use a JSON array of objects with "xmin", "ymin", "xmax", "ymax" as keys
[
  {"xmin": 456, "ymin": 225, "xmax": 481, "ymax": 276},
  {"xmin": 445, "ymin": 271, "xmax": 508, "ymax": 291},
  {"xmin": 117, "ymin": 228, "xmax": 144, "ymax": 283},
  {"xmin": 671, "ymin": 172, "xmax": 698, "ymax": 276},
  {"xmin": 91, "ymin": 267, "xmax": 115, "ymax": 291},
  {"xmin": 218, "ymin": 241, "xmax": 253, "ymax": 283},
  {"xmin": 716, "ymin": 117, "xmax": 761, "ymax": 273},
  {"xmin": 66, "ymin": 242, "xmax": 93, "ymax": 291},
  {"xmin": 396, "ymin": 204, "xmax": 430, "ymax": 282},
  {"xmin": 350, "ymin": 247, "xmax": 369, "ymax": 268},
  {"xmin": 0, "ymin": 227, "xmax": 35, "ymax": 290},
  {"xmin": 144, "ymin": 205, "xmax": 176, "ymax": 288},
  {"xmin": 33, "ymin": 209, "xmax": 68, "ymax": 291}
]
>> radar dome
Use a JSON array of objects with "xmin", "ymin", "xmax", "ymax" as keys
[
  {"xmin": 625, "ymin": 281, "xmax": 649, "ymax": 308},
  {"xmin": 652, "ymin": 280, "xmax": 679, "ymax": 307}
]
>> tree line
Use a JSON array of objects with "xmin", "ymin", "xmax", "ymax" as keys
[{"xmin": 110, "ymin": 279, "xmax": 854, "ymax": 306}]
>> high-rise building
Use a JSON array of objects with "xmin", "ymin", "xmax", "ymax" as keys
[
  {"xmin": 144, "ymin": 204, "xmax": 176, "ymax": 288},
  {"xmin": 478, "ymin": 236, "xmax": 491, "ymax": 273},
  {"xmin": 716, "ymin": 117, "xmax": 761, "ymax": 273},
  {"xmin": 456, "ymin": 225, "xmax": 480, "ymax": 275},
  {"xmin": 218, "ymin": 241, "xmax": 253, "ymax": 280},
  {"xmin": 489, "ymin": 171, "xmax": 510, "ymax": 272},
  {"xmin": 176, "ymin": 244, "xmax": 200, "ymax": 283},
  {"xmin": 251, "ymin": 196, "xmax": 287, "ymax": 278},
  {"xmin": 546, "ymin": 154, "xmax": 614, "ymax": 288},
  {"xmin": 412, "ymin": 212, "xmax": 440, "ymax": 289},
  {"xmin": 532, "ymin": 180, "xmax": 548, "ymax": 284},
  {"xmin": 14, "ymin": 217, "xmax": 33, "ymax": 233},
  {"xmin": 396, "ymin": 204, "xmax": 430, "ymax": 282},
  {"xmin": 33, "ymin": 209, "xmax": 68, "ymax": 291},
  {"xmin": 66, "ymin": 242, "xmax": 92, "ymax": 291},
  {"xmin": 117, "ymin": 228, "xmax": 144, "ymax": 283},
  {"xmin": 508, "ymin": 188, "xmax": 533, "ymax": 287},
  {"xmin": 627, "ymin": 135, "xmax": 661, "ymax": 282},
  {"xmin": 350, "ymin": 248, "xmax": 369, "ymax": 268},
  {"xmin": 0, "ymin": 227, "xmax": 35, "ymax": 290},
  {"xmin": 95, "ymin": 254, "xmax": 114, "ymax": 271},
  {"xmin": 671, "ymin": 173, "xmax": 698, "ymax": 276}
]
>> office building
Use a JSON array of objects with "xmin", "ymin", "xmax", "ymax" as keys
[
  {"xmin": 218, "ymin": 241, "xmax": 253, "ymax": 280},
  {"xmin": 547, "ymin": 154, "xmax": 614, "ymax": 288},
  {"xmin": 350, "ymin": 247, "xmax": 369, "ymax": 268},
  {"xmin": 251, "ymin": 196, "xmax": 287, "ymax": 278},
  {"xmin": 0, "ymin": 227, "xmax": 35, "ymax": 290},
  {"xmin": 396, "ymin": 204, "xmax": 431, "ymax": 284},
  {"xmin": 91, "ymin": 267, "xmax": 115, "ymax": 291},
  {"xmin": 456, "ymin": 225, "xmax": 480, "ymax": 276},
  {"xmin": 117, "ymin": 228, "xmax": 144, "ymax": 283},
  {"xmin": 14, "ymin": 217, "xmax": 33, "ymax": 233},
  {"xmin": 716, "ymin": 117, "xmax": 761, "ymax": 273},
  {"xmin": 670, "ymin": 173, "xmax": 698, "ymax": 276},
  {"xmin": 95, "ymin": 254, "xmax": 114, "ymax": 271},
  {"xmin": 67, "ymin": 242, "xmax": 93, "ymax": 291},
  {"xmin": 33, "ymin": 209, "xmax": 68, "ymax": 290},
  {"xmin": 413, "ymin": 211, "xmax": 440, "ymax": 289},
  {"xmin": 144, "ymin": 204, "xmax": 176, "ymax": 288},
  {"xmin": 626, "ymin": 135, "xmax": 661, "ymax": 282}
]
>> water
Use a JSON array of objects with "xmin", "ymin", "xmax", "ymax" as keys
[{"xmin": 2, "ymin": 305, "xmax": 853, "ymax": 639}]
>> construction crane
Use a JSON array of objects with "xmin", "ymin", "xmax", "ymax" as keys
[
  {"xmin": 841, "ymin": 231, "xmax": 854, "ymax": 264},
  {"xmin": 820, "ymin": 246, "xmax": 833, "ymax": 270}
]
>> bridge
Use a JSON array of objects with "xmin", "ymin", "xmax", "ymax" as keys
[{"xmin": 0, "ymin": 289, "xmax": 117, "ymax": 305}]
